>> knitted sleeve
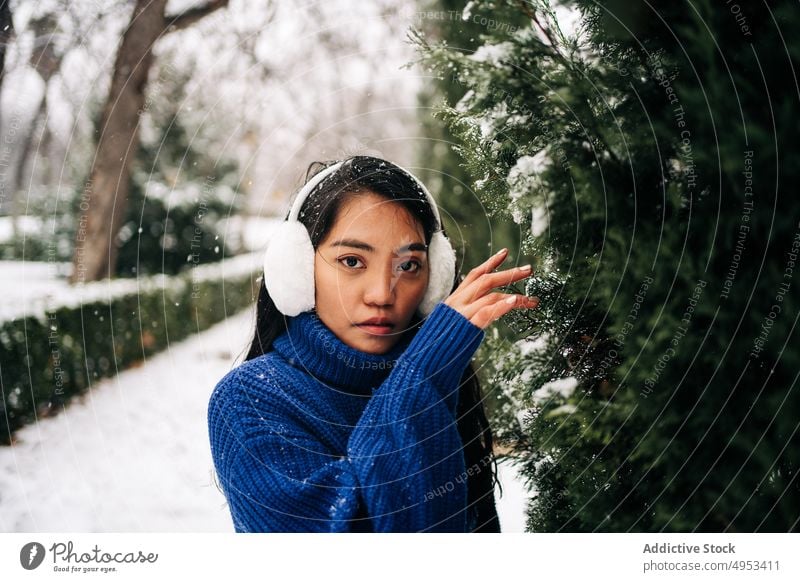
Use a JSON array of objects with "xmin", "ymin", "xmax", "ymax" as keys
[{"xmin": 208, "ymin": 301, "xmax": 485, "ymax": 532}]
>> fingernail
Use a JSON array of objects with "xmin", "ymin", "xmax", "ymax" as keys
[
  {"xmin": 505, "ymin": 296, "xmax": 516, "ymax": 304},
  {"xmin": 496, "ymin": 248, "xmax": 508, "ymax": 255},
  {"xmin": 519, "ymin": 264, "xmax": 532, "ymax": 271}
]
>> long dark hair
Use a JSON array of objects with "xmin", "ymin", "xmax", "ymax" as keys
[{"xmin": 244, "ymin": 155, "xmax": 502, "ymax": 532}]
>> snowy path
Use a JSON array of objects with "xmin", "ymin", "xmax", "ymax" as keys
[{"xmin": 0, "ymin": 306, "xmax": 529, "ymax": 532}]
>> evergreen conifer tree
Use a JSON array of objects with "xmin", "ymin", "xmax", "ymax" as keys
[{"xmin": 412, "ymin": 0, "xmax": 800, "ymax": 531}]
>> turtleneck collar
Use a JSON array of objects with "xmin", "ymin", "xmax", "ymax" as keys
[{"xmin": 271, "ymin": 310, "xmax": 417, "ymax": 395}]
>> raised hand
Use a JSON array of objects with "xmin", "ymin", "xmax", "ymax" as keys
[{"xmin": 444, "ymin": 248, "xmax": 539, "ymax": 330}]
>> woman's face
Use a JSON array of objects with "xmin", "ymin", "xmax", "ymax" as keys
[{"xmin": 314, "ymin": 191, "xmax": 430, "ymax": 355}]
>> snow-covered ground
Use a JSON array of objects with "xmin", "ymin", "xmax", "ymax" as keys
[
  {"xmin": 0, "ymin": 304, "xmax": 530, "ymax": 532},
  {"xmin": 494, "ymin": 457, "xmax": 529, "ymax": 532},
  {"xmin": 0, "ymin": 306, "xmax": 255, "ymax": 532}
]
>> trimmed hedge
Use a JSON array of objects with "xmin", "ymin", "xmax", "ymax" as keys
[{"xmin": 0, "ymin": 253, "xmax": 261, "ymax": 444}]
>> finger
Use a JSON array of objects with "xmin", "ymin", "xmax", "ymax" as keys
[
  {"xmin": 459, "ymin": 291, "xmax": 511, "ymax": 321},
  {"xmin": 471, "ymin": 295, "xmax": 522, "ymax": 330},
  {"xmin": 477, "ymin": 264, "xmax": 533, "ymax": 294},
  {"xmin": 465, "ymin": 292, "xmax": 538, "ymax": 326},
  {"xmin": 461, "ymin": 248, "xmax": 509, "ymax": 286},
  {"xmin": 460, "ymin": 264, "xmax": 533, "ymax": 302}
]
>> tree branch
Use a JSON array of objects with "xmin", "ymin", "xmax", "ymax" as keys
[{"xmin": 165, "ymin": 0, "xmax": 229, "ymax": 33}]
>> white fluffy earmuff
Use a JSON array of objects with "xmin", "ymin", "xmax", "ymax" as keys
[{"xmin": 262, "ymin": 160, "xmax": 456, "ymax": 317}]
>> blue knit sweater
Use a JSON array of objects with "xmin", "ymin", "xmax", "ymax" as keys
[{"xmin": 207, "ymin": 301, "xmax": 486, "ymax": 532}]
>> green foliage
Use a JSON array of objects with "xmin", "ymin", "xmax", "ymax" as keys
[
  {"xmin": 114, "ymin": 112, "xmax": 243, "ymax": 278},
  {"xmin": 409, "ymin": 1, "xmax": 527, "ymax": 259},
  {"xmin": 114, "ymin": 168, "xmax": 236, "ymax": 278},
  {"xmin": 413, "ymin": 0, "xmax": 800, "ymax": 531},
  {"xmin": 409, "ymin": 0, "xmax": 533, "ymax": 421}
]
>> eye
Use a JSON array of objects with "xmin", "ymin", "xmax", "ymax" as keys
[
  {"xmin": 338, "ymin": 256, "xmax": 365, "ymax": 269},
  {"xmin": 398, "ymin": 259, "xmax": 422, "ymax": 274}
]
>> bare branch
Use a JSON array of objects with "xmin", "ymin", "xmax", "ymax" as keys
[{"xmin": 165, "ymin": 0, "xmax": 229, "ymax": 34}]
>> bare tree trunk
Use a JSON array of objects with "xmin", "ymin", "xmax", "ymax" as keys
[
  {"xmin": 70, "ymin": 0, "xmax": 228, "ymax": 284},
  {"xmin": 69, "ymin": 0, "xmax": 166, "ymax": 283}
]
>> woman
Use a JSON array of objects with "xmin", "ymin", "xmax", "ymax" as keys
[{"xmin": 207, "ymin": 155, "xmax": 538, "ymax": 532}]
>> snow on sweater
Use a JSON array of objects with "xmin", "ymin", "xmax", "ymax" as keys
[{"xmin": 207, "ymin": 301, "xmax": 486, "ymax": 532}]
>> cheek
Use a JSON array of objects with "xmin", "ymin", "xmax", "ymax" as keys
[
  {"xmin": 313, "ymin": 257, "xmax": 335, "ymax": 301},
  {"xmin": 405, "ymin": 273, "xmax": 430, "ymax": 299},
  {"xmin": 314, "ymin": 258, "xmax": 353, "ymax": 302}
]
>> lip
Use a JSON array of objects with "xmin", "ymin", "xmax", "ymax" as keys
[
  {"xmin": 357, "ymin": 324, "xmax": 394, "ymax": 335},
  {"xmin": 356, "ymin": 318, "xmax": 395, "ymax": 335}
]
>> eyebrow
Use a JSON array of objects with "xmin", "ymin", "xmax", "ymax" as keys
[{"xmin": 329, "ymin": 238, "xmax": 428, "ymax": 254}]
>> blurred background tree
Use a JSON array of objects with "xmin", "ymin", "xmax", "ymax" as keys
[
  {"xmin": 68, "ymin": 0, "xmax": 230, "ymax": 283},
  {"xmin": 0, "ymin": 0, "xmax": 424, "ymax": 275}
]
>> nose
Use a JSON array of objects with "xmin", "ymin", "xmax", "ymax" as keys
[{"xmin": 363, "ymin": 266, "xmax": 397, "ymax": 307}]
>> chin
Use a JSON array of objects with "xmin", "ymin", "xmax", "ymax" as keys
[{"xmin": 354, "ymin": 337, "xmax": 395, "ymax": 355}]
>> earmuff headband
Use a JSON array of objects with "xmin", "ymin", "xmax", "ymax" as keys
[{"xmin": 286, "ymin": 159, "xmax": 444, "ymax": 229}]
